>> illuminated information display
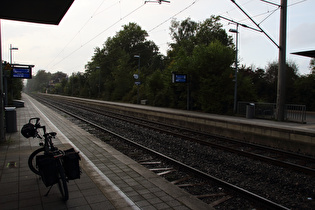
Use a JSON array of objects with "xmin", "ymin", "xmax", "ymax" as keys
[
  {"xmin": 12, "ymin": 67, "xmax": 32, "ymax": 79},
  {"xmin": 172, "ymin": 73, "xmax": 187, "ymax": 83}
]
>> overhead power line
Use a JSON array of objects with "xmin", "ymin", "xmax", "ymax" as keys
[
  {"xmin": 231, "ymin": 0, "xmax": 279, "ymax": 48},
  {"xmin": 45, "ymin": 0, "xmax": 112, "ymax": 70},
  {"xmin": 46, "ymin": 0, "xmax": 307, "ymax": 72},
  {"xmin": 49, "ymin": 3, "xmax": 145, "ymax": 70},
  {"xmin": 149, "ymin": 0, "xmax": 199, "ymax": 33},
  {"xmin": 48, "ymin": 0, "xmax": 199, "ymax": 71}
]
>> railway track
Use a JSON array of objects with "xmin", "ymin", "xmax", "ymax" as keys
[
  {"xmin": 34, "ymin": 94, "xmax": 315, "ymax": 176},
  {"xmin": 30, "ymin": 93, "xmax": 314, "ymax": 209}
]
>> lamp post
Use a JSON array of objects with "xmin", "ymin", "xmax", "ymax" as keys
[
  {"xmin": 5, "ymin": 44, "xmax": 19, "ymax": 106},
  {"xmin": 229, "ymin": 25, "xmax": 239, "ymax": 114},
  {"xmin": 134, "ymin": 54, "xmax": 140, "ymax": 104},
  {"xmin": 10, "ymin": 44, "xmax": 18, "ymax": 64}
]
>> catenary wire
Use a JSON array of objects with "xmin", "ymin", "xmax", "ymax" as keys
[
  {"xmin": 46, "ymin": 0, "xmax": 308, "ymax": 73},
  {"xmin": 49, "ymin": 3, "xmax": 145, "ymax": 69},
  {"xmin": 45, "ymin": 0, "xmax": 115, "ymax": 70}
]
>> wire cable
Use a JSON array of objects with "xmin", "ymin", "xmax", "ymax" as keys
[
  {"xmin": 148, "ymin": 0, "xmax": 199, "ymax": 33},
  {"xmin": 45, "ymin": 0, "xmax": 113, "ymax": 69},
  {"xmin": 49, "ymin": 3, "xmax": 145, "ymax": 69},
  {"xmin": 47, "ymin": 0, "xmax": 308, "ymax": 72}
]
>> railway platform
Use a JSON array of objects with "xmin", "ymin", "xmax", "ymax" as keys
[
  {"xmin": 0, "ymin": 94, "xmax": 212, "ymax": 210},
  {"xmin": 83, "ymin": 96, "xmax": 315, "ymax": 156}
]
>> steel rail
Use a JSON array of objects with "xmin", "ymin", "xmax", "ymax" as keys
[
  {"xmin": 34, "ymin": 94, "xmax": 315, "ymax": 175},
  {"xmin": 34, "ymin": 95, "xmax": 290, "ymax": 209}
]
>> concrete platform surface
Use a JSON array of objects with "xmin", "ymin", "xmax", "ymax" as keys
[{"xmin": 0, "ymin": 93, "xmax": 212, "ymax": 210}]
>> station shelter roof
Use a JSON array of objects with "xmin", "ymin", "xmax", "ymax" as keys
[
  {"xmin": 0, "ymin": 0, "xmax": 74, "ymax": 25},
  {"xmin": 291, "ymin": 50, "xmax": 315, "ymax": 58}
]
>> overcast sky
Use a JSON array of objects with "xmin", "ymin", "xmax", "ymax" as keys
[{"xmin": 1, "ymin": 0, "xmax": 314, "ymax": 76}]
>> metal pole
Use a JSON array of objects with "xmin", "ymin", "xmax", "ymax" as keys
[
  {"xmin": 10, "ymin": 44, "xmax": 18, "ymax": 64},
  {"xmin": 0, "ymin": 20, "xmax": 5, "ymax": 141},
  {"xmin": 135, "ymin": 54, "xmax": 140, "ymax": 104},
  {"xmin": 10, "ymin": 44, "xmax": 12, "ymax": 64},
  {"xmin": 96, "ymin": 66, "xmax": 100, "ymax": 97},
  {"xmin": 186, "ymin": 79, "xmax": 189, "ymax": 110},
  {"xmin": 8, "ymin": 44, "xmax": 18, "ymax": 105},
  {"xmin": 137, "ymin": 56, "xmax": 140, "ymax": 104},
  {"xmin": 233, "ymin": 24, "xmax": 239, "ymax": 114},
  {"xmin": 276, "ymin": 0, "xmax": 287, "ymax": 121}
]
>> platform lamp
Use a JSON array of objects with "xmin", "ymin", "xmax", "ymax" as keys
[
  {"xmin": 229, "ymin": 25, "xmax": 239, "ymax": 114},
  {"xmin": 6, "ymin": 44, "xmax": 19, "ymax": 106}
]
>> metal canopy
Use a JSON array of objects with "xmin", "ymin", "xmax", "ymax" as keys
[
  {"xmin": 291, "ymin": 50, "xmax": 315, "ymax": 58},
  {"xmin": 0, "ymin": 0, "xmax": 74, "ymax": 25}
]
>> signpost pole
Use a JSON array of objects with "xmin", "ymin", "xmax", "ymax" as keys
[{"xmin": 186, "ymin": 80, "xmax": 189, "ymax": 110}]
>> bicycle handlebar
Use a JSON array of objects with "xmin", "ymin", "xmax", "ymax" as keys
[
  {"xmin": 29, "ymin": 117, "xmax": 40, "ymax": 126},
  {"xmin": 28, "ymin": 118, "xmax": 55, "ymax": 138},
  {"xmin": 28, "ymin": 118, "xmax": 57, "ymax": 149}
]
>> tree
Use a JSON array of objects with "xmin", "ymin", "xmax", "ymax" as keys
[
  {"xmin": 111, "ymin": 52, "xmax": 134, "ymax": 101},
  {"xmin": 146, "ymin": 70, "xmax": 165, "ymax": 106},
  {"xmin": 7, "ymin": 78, "xmax": 23, "ymax": 104},
  {"xmin": 84, "ymin": 22, "xmax": 163, "ymax": 102},
  {"xmin": 264, "ymin": 61, "xmax": 299, "ymax": 103},
  {"xmin": 166, "ymin": 16, "xmax": 235, "ymax": 113},
  {"xmin": 49, "ymin": 72, "xmax": 67, "ymax": 94},
  {"xmin": 25, "ymin": 70, "xmax": 51, "ymax": 93},
  {"xmin": 169, "ymin": 16, "xmax": 233, "ymax": 57},
  {"xmin": 192, "ymin": 41, "xmax": 235, "ymax": 113},
  {"xmin": 196, "ymin": 16, "xmax": 232, "ymax": 47},
  {"xmin": 169, "ymin": 18, "xmax": 198, "ymax": 56},
  {"xmin": 237, "ymin": 66, "xmax": 258, "ymax": 102},
  {"xmin": 293, "ymin": 74, "xmax": 315, "ymax": 110},
  {"xmin": 310, "ymin": 58, "xmax": 315, "ymax": 74}
]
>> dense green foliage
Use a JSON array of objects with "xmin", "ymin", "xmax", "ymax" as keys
[
  {"xmin": 1, "ymin": 62, "xmax": 23, "ymax": 105},
  {"xmin": 24, "ymin": 17, "xmax": 315, "ymax": 112}
]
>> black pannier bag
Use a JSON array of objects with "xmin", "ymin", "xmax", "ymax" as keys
[
  {"xmin": 63, "ymin": 148, "xmax": 81, "ymax": 180},
  {"xmin": 36, "ymin": 155, "xmax": 58, "ymax": 187}
]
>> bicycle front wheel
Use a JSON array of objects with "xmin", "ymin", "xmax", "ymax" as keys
[
  {"xmin": 56, "ymin": 160, "xmax": 69, "ymax": 201},
  {"xmin": 28, "ymin": 147, "xmax": 45, "ymax": 175}
]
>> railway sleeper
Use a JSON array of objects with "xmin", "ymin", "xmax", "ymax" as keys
[
  {"xmin": 196, "ymin": 192, "xmax": 227, "ymax": 199},
  {"xmin": 157, "ymin": 169, "xmax": 176, "ymax": 176},
  {"xmin": 140, "ymin": 161, "xmax": 161, "ymax": 165},
  {"xmin": 176, "ymin": 182, "xmax": 205, "ymax": 188},
  {"xmin": 210, "ymin": 195, "xmax": 233, "ymax": 207},
  {"xmin": 149, "ymin": 168, "xmax": 173, "ymax": 171},
  {"xmin": 171, "ymin": 176, "xmax": 191, "ymax": 184}
]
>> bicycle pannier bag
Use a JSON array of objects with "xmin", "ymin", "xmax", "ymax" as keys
[
  {"xmin": 36, "ymin": 155, "xmax": 58, "ymax": 187},
  {"xmin": 63, "ymin": 148, "xmax": 81, "ymax": 180}
]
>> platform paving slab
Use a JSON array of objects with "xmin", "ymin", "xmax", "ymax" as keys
[{"xmin": 0, "ymin": 93, "xmax": 212, "ymax": 210}]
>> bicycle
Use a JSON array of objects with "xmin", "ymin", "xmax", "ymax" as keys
[{"xmin": 22, "ymin": 117, "xmax": 81, "ymax": 201}]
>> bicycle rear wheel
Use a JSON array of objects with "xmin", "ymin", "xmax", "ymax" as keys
[
  {"xmin": 28, "ymin": 147, "xmax": 45, "ymax": 175},
  {"xmin": 56, "ymin": 160, "xmax": 69, "ymax": 201}
]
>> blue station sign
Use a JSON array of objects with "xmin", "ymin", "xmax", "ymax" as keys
[
  {"xmin": 12, "ymin": 67, "xmax": 32, "ymax": 79},
  {"xmin": 172, "ymin": 73, "xmax": 187, "ymax": 83}
]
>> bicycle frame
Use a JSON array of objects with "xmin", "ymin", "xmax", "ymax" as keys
[
  {"xmin": 29, "ymin": 117, "xmax": 58, "ymax": 153},
  {"xmin": 26, "ymin": 117, "xmax": 69, "ymax": 200}
]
